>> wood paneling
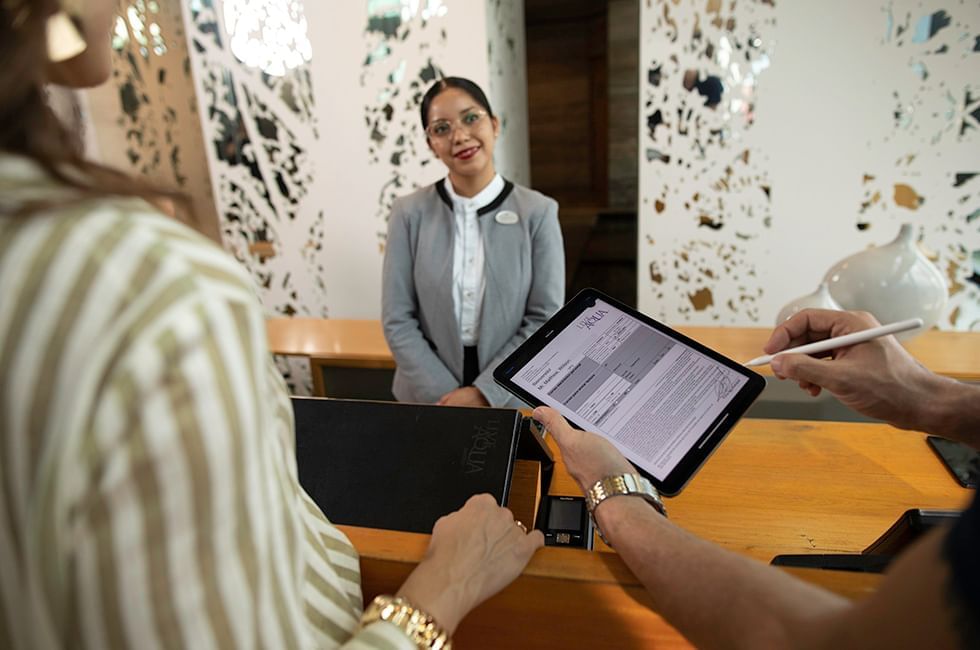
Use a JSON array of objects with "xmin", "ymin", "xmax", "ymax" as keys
[
  {"xmin": 525, "ymin": 0, "xmax": 641, "ymax": 303},
  {"xmin": 525, "ymin": 0, "xmax": 608, "ymax": 209},
  {"xmin": 607, "ymin": 0, "xmax": 639, "ymax": 210}
]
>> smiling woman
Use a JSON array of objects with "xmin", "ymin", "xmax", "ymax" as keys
[{"xmin": 381, "ymin": 76, "xmax": 566, "ymax": 408}]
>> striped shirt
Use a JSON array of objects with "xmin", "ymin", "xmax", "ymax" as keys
[{"xmin": 0, "ymin": 155, "xmax": 414, "ymax": 649}]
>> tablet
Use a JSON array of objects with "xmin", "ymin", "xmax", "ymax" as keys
[{"xmin": 493, "ymin": 288, "xmax": 765, "ymax": 496}]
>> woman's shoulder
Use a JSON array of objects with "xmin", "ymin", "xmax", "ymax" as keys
[
  {"xmin": 506, "ymin": 182, "xmax": 559, "ymax": 218},
  {"xmin": 4, "ymin": 195, "xmax": 255, "ymax": 316},
  {"xmin": 391, "ymin": 182, "xmax": 443, "ymax": 217},
  {"xmin": 0, "ymin": 195, "xmax": 267, "ymax": 442},
  {"xmin": 90, "ymin": 197, "xmax": 247, "ymax": 284}
]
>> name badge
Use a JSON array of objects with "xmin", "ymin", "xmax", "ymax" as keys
[{"xmin": 495, "ymin": 210, "xmax": 519, "ymax": 225}]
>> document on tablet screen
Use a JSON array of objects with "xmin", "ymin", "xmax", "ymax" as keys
[{"xmin": 512, "ymin": 299, "xmax": 748, "ymax": 480}]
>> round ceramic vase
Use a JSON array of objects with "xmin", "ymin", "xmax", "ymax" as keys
[
  {"xmin": 775, "ymin": 282, "xmax": 842, "ymax": 324},
  {"xmin": 824, "ymin": 224, "xmax": 947, "ymax": 337}
]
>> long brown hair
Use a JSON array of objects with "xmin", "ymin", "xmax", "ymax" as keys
[{"xmin": 0, "ymin": 0, "xmax": 187, "ymax": 218}]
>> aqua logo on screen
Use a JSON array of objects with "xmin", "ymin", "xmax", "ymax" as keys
[{"xmin": 577, "ymin": 309, "xmax": 609, "ymax": 330}]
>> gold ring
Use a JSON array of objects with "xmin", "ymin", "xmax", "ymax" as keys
[{"xmin": 515, "ymin": 520, "xmax": 528, "ymax": 534}]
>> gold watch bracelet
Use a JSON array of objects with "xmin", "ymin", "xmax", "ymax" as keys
[{"xmin": 584, "ymin": 472, "xmax": 667, "ymax": 546}]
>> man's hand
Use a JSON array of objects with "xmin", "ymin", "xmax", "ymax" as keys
[
  {"xmin": 764, "ymin": 309, "xmax": 941, "ymax": 432},
  {"xmin": 532, "ymin": 406, "xmax": 635, "ymax": 490}
]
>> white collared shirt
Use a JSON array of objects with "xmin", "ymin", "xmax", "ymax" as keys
[{"xmin": 445, "ymin": 174, "xmax": 505, "ymax": 346}]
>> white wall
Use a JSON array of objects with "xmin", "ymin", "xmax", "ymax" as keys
[{"xmin": 638, "ymin": 0, "xmax": 979, "ymax": 329}]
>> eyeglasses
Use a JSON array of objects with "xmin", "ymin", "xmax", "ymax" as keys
[{"xmin": 425, "ymin": 109, "xmax": 489, "ymax": 140}]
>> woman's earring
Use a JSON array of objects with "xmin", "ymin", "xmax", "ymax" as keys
[{"xmin": 47, "ymin": 10, "xmax": 87, "ymax": 62}]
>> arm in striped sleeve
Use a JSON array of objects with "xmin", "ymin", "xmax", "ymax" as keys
[{"xmin": 69, "ymin": 266, "xmax": 419, "ymax": 649}]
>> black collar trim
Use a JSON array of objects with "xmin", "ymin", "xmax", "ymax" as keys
[
  {"xmin": 434, "ymin": 178, "xmax": 515, "ymax": 217},
  {"xmin": 435, "ymin": 180, "xmax": 453, "ymax": 210},
  {"xmin": 478, "ymin": 180, "xmax": 515, "ymax": 216}
]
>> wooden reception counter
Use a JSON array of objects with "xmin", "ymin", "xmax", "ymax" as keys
[
  {"xmin": 269, "ymin": 317, "xmax": 976, "ymax": 645},
  {"xmin": 267, "ymin": 318, "xmax": 980, "ymax": 382},
  {"xmin": 337, "ymin": 418, "xmax": 970, "ymax": 649}
]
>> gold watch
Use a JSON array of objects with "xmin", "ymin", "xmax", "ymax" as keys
[
  {"xmin": 360, "ymin": 595, "xmax": 452, "ymax": 650},
  {"xmin": 585, "ymin": 472, "xmax": 667, "ymax": 546}
]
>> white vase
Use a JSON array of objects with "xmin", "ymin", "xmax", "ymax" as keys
[
  {"xmin": 775, "ymin": 282, "xmax": 842, "ymax": 324},
  {"xmin": 824, "ymin": 224, "xmax": 947, "ymax": 338}
]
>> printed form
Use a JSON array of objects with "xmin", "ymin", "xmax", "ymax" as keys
[{"xmin": 513, "ymin": 300, "xmax": 747, "ymax": 479}]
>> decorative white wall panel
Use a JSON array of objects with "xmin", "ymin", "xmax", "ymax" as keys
[
  {"xmin": 638, "ymin": 0, "xmax": 979, "ymax": 330},
  {"xmin": 183, "ymin": 0, "xmax": 328, "ymax": 320},
  {"xmin": 84, "ymin": 0, "xmax": 220, "ymax": 241},
  {"xmin": 305, "ymin": 1, "xmax": 491, "ymax": 318}
]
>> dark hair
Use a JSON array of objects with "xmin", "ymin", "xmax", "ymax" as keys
[
  {"xmin": 1, "ymin": 0, "xmax": 189, "ymax": 220},
  {"xmin": 419, "ymin": 77, "xmax": 494, "ymax": 131}
]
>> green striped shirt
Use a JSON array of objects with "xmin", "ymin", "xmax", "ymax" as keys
[{"xmin": 0, "ymin": 155, "xmax": 414, "ymax": 650}]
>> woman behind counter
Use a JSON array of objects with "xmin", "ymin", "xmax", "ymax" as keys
[{"xmin": 382, "ymin": 77, "xmax": 565, "ymax": 407}]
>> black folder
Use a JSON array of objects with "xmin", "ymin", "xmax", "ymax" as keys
[{"xmin": 292, "ymin": 397, "xmax": 553, "ymax": 534}]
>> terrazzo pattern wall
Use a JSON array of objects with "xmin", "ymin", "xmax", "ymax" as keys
[
  {"xmin": 638, "ymin": 0, "xmax": 979, "ymax": 329},
  {"xmin": 182, "ymin": 0, "xmax": 328, "ymax": 320},
  {"xmin": 639, "ymin": 0, "xmax": 776, "ymax": 324},
  {"xmin": 857, "ymin": 3, "xmax": 980, "ymax": 329},
  {"xmin": 84, "ymin": 0, "xmax": 219, "ymax": 241},
  {"xmin": 181, "ymin": 0, "xmax": 323, "ymax": 393},
  {"xmin": 358, "ymin": 0, "xmax": 454, "ymax": 245}
]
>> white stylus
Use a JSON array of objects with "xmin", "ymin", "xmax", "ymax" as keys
[{"xmin": 743, "ymin": 317, "xmax": 924, "ymax": 367}]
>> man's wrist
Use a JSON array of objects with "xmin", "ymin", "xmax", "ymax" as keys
[
  {"xmin": 585, "ymin": 473, "xmax": 666, "ymax": 546},
  {"xmin": 593, "ymin": 494, "xmax": 667, "ymax": 543},
  {"xmin": 574, "ymin": 462, "xmax": 636, "ymax": 494},
  {"xmin": 922, "ymin": 377, "xmax": 980, "ymax": 447}
]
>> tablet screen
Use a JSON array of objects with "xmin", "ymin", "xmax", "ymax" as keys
[{"xmin": 505, "ymin": 294, "xmax": 759, "ymax": 488}]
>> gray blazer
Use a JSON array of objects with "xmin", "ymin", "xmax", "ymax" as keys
[{"xmin": 382, "ymin": 180, "xmax": 565, "ymax": 407}]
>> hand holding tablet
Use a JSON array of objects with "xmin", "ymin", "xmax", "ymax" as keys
[
  {"xmin": 531, "ymin": 405, "xmax": 636, "ymax": 491},
  {"xmin": 494, "ymin": 289, "xmax": 765, "ymax": 496}
]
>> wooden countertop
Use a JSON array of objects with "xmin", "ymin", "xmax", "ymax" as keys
[
  {"xmin": 266, "ymin": 318, "xmax": 393, "ymax": 364},
  {"xmin": 267, "ymin": 318, "xmax": 980, "ymax": 381},
  {"xmin": 676, "ymin": 325, "xmax": 980, "ymax": 381},
  {"xmin": 339, "ymin": 417, "xmax": 970, "ymax": 648}
]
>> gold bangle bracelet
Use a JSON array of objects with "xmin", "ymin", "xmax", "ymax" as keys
[{"xmin": 360, "ymin": 595, "xmax": 452, "ymax": 650}]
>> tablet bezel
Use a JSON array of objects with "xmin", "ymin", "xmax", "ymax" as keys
[{"xmin": 493, "ymin": 288, "xmax": 765, "ymax": 496}]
